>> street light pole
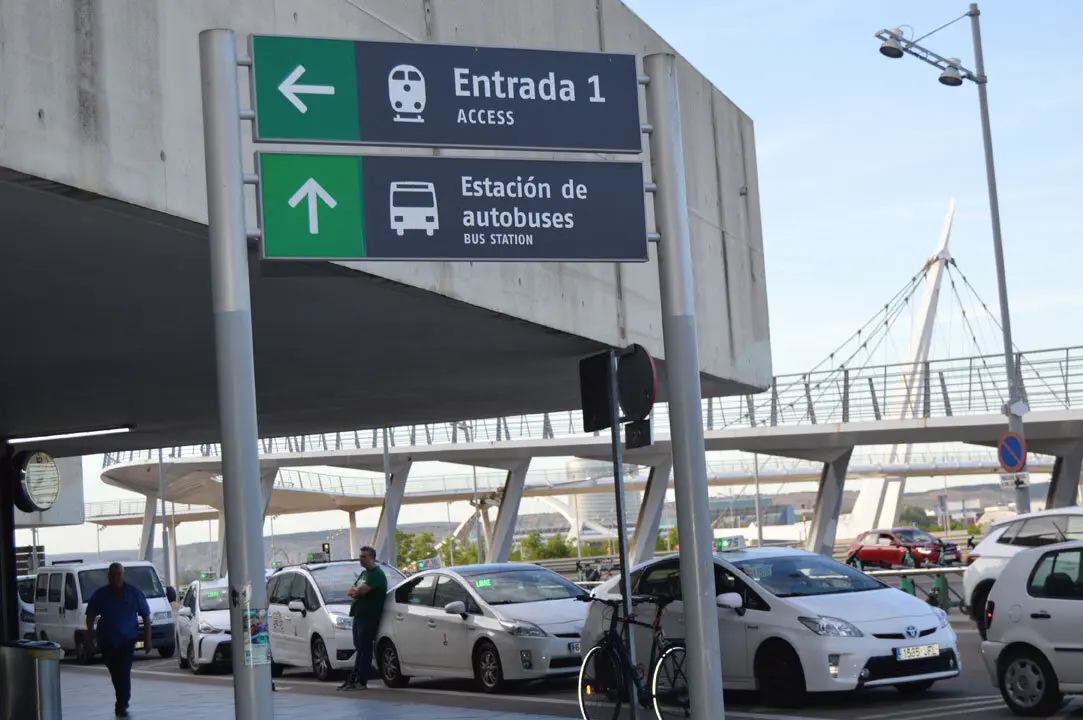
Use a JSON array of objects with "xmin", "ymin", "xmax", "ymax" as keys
[
  {"xmin": 967, "ymin": 3, "xmax": 1029, "ymax": 513},
  {"xmin": 876, "ymin": 3, "xmax": 1028, "ymax": 513}
]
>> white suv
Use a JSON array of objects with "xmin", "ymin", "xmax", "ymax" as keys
[
  {"xmin": 964, "ymin": 507, "xmax": 1083, "ymax": 638},
  {"xmin": 266, "ymin": 561, "xmax": 405, "ymax": 680}
]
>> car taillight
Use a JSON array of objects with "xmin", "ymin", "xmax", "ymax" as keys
[
  {"xmin": 985, "ymin": 600, "xmax": 995, "ymax": 630},
  {"xmin": 967, "ymin": 553, "xmax": 980, "ymax": 566}
]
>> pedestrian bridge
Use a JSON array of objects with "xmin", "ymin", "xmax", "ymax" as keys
[{"xmin": 99, "ymin": 345, "xmax": 1083, "ymax": 579}]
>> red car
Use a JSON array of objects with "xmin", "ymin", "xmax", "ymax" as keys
[{"xmin": 846, "ymin": 527, "xmax": 961, "ymax": 569}]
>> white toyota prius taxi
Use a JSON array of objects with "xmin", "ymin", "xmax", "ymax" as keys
[
  {"xmin": 583, "ymin": 541, "xmax": 960, "ymax": 707},
  {"xmin": 376, "ymin": 564, "xmax": 588, "ymax": 693}
]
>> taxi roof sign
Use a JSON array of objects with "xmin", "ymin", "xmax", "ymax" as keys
[{"xmin": 715, "ymin": 535, "xmax": 747, "ymax": 552}]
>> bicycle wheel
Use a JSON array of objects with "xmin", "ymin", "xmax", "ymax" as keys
[
  {"xmin": 579, "ymin": 643, "xmax": 626, "ymax": 720},
  {"xmin": 651, "ymin": 644, "xmax": 690, "ymax": 720}
]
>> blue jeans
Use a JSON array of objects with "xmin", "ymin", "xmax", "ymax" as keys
[
  {"xmin": 100, "ymin": 640, "xmax": 135, "ymax": 710},
  {"xmin": 351, "ymin": 618, "xmax": 377, "ymax": 685}
]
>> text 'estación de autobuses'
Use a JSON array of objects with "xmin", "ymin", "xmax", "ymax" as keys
[
  {"xmin": 459, "ymin": 175, "xmax": 591, "ymax": 246},
  {"xmin": 453, "ymin": 67, "xmax": 608, "ymax": 126}
]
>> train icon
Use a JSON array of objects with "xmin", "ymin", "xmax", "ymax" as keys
[{"xmin": 388, "ymin": 64, "xmax": 426, "ymax": 123}]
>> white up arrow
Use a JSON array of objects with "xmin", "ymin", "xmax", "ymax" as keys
[
  {"xmin": 288, "ymin": 178, "xmax": 337, "ymax": 234},
  {"xmin": 278, "ymin": 65, "xmax": 336, "ymax": 113}
]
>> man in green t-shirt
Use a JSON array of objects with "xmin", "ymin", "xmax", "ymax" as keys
[{"xmin": 339, "ymin": 546, "xmax": 388, "ymax": 690}]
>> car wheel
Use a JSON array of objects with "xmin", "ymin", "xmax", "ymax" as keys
[
  {"xmin": 999, "ymin": 647, "xmax": 1064, "ymax": 717},
  {"xmin": 311, "ymin": 636, "xmax": 333, "ymax": 682},
  {"xmin": 178, "ymin": 635, "xmax": 189, "ymax": 669},
  {"xmin": 188, "ymin": 641, "xmax": 205, "ymax": 675},
  {"xmin": 158, "ymin": 644, "xmax": 175, "ymax": 659},
  {"xmin": 895, "ymin": 679, "xmax": 935, "ymax": 694},
  {"xmin": 973, "ymin": 584, "xmax": 993, "ymax": 640},
  {"xmin": 378, "ymin": 639, "xmax": 409, "ymax": 688},
  {"xmin": 755, "ymin": 641, "xmax": 806, "ymax": 708},
  {"xmin": 474, "ymin": 640, "xmax": 505, "ymax": 694}
]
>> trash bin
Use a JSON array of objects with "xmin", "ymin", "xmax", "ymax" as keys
[{"xmin": 0, "ymin": 639, "xmax": 64, "ymax": 720}]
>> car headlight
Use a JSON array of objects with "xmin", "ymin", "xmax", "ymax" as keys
[
  {"xmin": 198, "ymin": 621, "xmax": 223, "ymax": 635},
  {"xmin": 798, "ymin": 616, "xmax": 864, "ymax": 638},
  {"xmin": 330, "ymin": 613, "xmax": 353, "ymax": 631},
  {"xmin": 152, "ymin": 611, "xmax": 173, "ymax": 625},
  {"xmin": 499, "ymin": 620, "xmax": 547, "ymax": 637},
  {"xmin": 933, "ymin": 607, "xmax": 949, "ymax": 629}
]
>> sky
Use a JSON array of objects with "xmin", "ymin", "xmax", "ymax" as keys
[{"xmin": 19, "ymin": 1, "xmax": 1083, "ymax": 556}]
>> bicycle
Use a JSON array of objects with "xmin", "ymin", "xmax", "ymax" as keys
[{"xmin": 576, "ymin": 594, "xmax": 690, "ymax": 720}]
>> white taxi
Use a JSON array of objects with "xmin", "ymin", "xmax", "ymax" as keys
[
  {"xmin": 583, "ymin": 544, "xmax": 960, "ymax": 708},
  {"xmin": 376, "ymin": 564, "xmax": 588, "ymax": 693}
]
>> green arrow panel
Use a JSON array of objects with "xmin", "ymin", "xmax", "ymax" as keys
[
  {"xmin": 251, "ymin": 36, "xmax": 360, "ymax": 142},
  {"xmin": 258, "ymin": 153, "xmax": 366, "ymax": 260}
]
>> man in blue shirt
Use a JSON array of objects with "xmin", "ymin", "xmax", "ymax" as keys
[{"xmin": 86, "ymin": 563, "xmax": 152, "ymax": 718}]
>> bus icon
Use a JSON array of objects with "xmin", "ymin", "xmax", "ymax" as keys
[
  {"xmin": 388, "ymin": 64, "xmax": 426, "ymax": 123},
  {"xmin": 390, "ymin": 182, "xmax": 439, "ymax": 236}
]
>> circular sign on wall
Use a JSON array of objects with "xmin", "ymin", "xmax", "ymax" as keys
[{"xmin": 13, "ymin": 450, "xmax": 61, "ymax": 513}]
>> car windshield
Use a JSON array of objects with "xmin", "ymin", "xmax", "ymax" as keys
[
  {"xmin": 199, "ymin": 587, "xmax": 228, "ymax": 611},
  {"xmin": 463, "ymin": 569, "xmax": 585, "ymax": 605},
  {"xmin": 894, "ymin": 529, "xmax": 940, "ymax": 544},
  {"xmin": 17, "ymin": 578, "xmax": 34, "ymax": 604},
  {"xmin": 79, "ymin": 566, "xmax": 165, "ymax": 600},
  {"xmin": 734, "ymin": 555, "xmax": 885, "ymax": 598}
]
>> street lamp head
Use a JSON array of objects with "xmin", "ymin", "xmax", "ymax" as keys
[
  {"xmin": 939, "ymin": 58, "xmax": 964, "ymax": 86},
  {"xmin": 879, "ymin": 29, "xmax": 904, "ymax": 59}
]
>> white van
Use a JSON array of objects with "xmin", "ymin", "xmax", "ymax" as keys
[
  {"xmin": 17, "ymin": 574, "xmax": 36, "ymax": 640},
  {"xmin": 34, "ymin": 560, "xmax": 177, "ymax": 661}
]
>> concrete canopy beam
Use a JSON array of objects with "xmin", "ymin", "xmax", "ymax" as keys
[
  {"xmin": 489, "ymin": 461, "xmax": 530, "ymax": 563},
  {"xmin": 630, "ymin": 458, "xmax": 673, "ymax": 565},
  {"xmin": 372, "ymin": 462, "xmax": 413, "ymax": 568},
  {"xmin": 805, "ymin": 448, "xmax": 854, "ymax": 557},
  {"xmin": 1047, "ymin": 440, "xmax": 1083, "ymax": 509}
]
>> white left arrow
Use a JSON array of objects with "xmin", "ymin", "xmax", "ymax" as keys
[
  {"xmin": 278, "ymin": 65, "xmax": 336, "ymax": 113},
  {"xmin": 288, "ymin": 178, "xmax": 337, "ymax": 234}
]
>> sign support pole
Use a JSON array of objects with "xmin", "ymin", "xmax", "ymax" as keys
[
  {"xmin": 644, "ymin": 52, "xmax": 727, "ymax": 719},
  {"xmin": 199, "ymin": 29, "xmax": 274, "ymax": 720},
  {"xmin": 608, "ymin": 349, "xmax": 638, "ymax": 719}
]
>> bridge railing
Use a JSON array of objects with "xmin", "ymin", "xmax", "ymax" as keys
[
  {"xmin": 101, "ymin": 346, "xmax": 1083, "ymax": 468},
  {"xmin": 85, "ymin": 499, "xmax": 216, "ymax": 520}
]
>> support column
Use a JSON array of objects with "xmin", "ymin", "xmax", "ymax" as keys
[
  {"xmin": 139, "ymin": 494, "xmax": 158, "ymax": 562},
  {"xmin": 348, "ymin": 511, "xmax": 358, "ymax": 557},
  {"xmin": 372, "ymin": 461, "xmax": 413, "ymax": 567},
  {"xmin": 805, "ymin": 449, "xmax": 854, "ymax": 557},
  {"xmin": 489, "ymin": 462, "xmax": 531, "ymax": 562},
  {"xmin": 259, "ymin": 468, "xmax": 277, "ymax": 519},
  {"xmin": 630, "ymin": 458, "xmax": 673, "ymax": 565},
  {"xmin": 480, "ymin": 505, "xmax": 494, "ymax": 555},
  {"xmin": 1047, "ymin": 447, "xmax": 1083, "ymax": 509},
  {"xmin": 165, "ymin": 525, "xmax": 178, "ymax": 587},
  {"xmin": 217, "ymin": 510, "xmax": 228, "ymax": 578}
]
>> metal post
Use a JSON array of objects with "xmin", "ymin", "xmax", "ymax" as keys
[
  {"xmin": 608, "ymin": 350, "xmax": 638, "ymax": 718},
  {"xmin": 199, "ymin": 28, "xmax": 274, "ymax": 718},
  {"xmin": 382, "ymin": 427, "xmax": 395, "ymax": 567},
  {"xmin": 158, "ymin": 448, "xmax": 171, "ymax": 589},
  {"xmin": 574, "ymin": 494, "xmax": 582, "ymax": 559},
  {"xmin": 969, "ymin": 4, "xmax": 1028, "ymax": 513},
  {"xmin": 472, "ymin": 466, "xmax": 483, "ymax": 563},
  {"xmin": 644, "ymin": 52, "xmax": 727, "ymax": 719},
  {"xmin": 753, "ymin": 453, "xmax": 764, "ymax": 547}
]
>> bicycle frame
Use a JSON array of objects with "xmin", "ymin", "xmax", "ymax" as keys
[{"xmin": 598, "ymin": 596, "xmax": 676, "ymax": 704}]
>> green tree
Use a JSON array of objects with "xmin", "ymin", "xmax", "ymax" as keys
[
  {"xmin": 439, "ymin": 537, "xmax": 479, "ymax": 567},
  {"xmin": 396, "ymin": 530, "xmax": 416, "ymax": 567},
  {"xmin": 519, "ymin": 531, "xmax": 546, "ymax": 561},
  {"xmin": 411, "ymin": 531, "xmax": 437, "ymax": 565},
  {"xmin": 656, "ymin": 526, "xmax": 679, "ymax": 552},
  {"xmin": 898, "ymin": 505, "xmax": 929, "ymax": 526},
  {"xmin": 544, "ymin": 533, "xmax": 573, "ymax": 559}
]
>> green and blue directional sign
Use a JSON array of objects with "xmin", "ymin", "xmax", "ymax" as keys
[
  {"xmin": 250, "ymin": 35, "xmax": 642, "ymax": 153},
  {"xmin": 257, "ymin": 152, "xmax": 648, "ymax": 262}
]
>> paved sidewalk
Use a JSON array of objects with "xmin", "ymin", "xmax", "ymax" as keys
[{"xmin": 61, "ymin": 668, "xmax": 560, "ymax": 720}]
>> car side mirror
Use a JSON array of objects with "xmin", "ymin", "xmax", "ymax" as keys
[
  {"xmin": 716, "ymin": 592, "xmax": 745, "ymax": 616},
  {"xmin": 287, "ymin": 600, "xmax": 306, "ymax": 616},
  {"xmin": 167, "ymin": 587, "xmax": 178, "ymax": 603},
  {"xmin": 178, "ymin": 607, "xmax": 192, "ymax": 618},
  {"xmin": 444, "ymin": 601, "xmax": 467, "ymax": 618}
]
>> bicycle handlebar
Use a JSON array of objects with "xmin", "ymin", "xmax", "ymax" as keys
[{"xmin": 577, "ymin": 593, "xmax": 676, "ymax": 608}]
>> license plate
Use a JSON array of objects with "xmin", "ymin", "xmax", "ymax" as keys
[
  {"xmin": 896, "ymin": 643, "xmax": 939, "ymax": 661},
  {"xmin": 569, "ymin": 642, "xmax": 581, "ymax": 655}
]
